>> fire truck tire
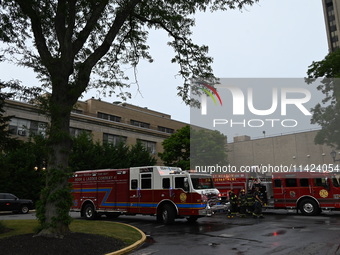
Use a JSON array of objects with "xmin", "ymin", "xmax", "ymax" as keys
[
  {"xmin": 299, "ymin": 199, "xmax": 319, "ymax": 216},
  {"xmin": 160, "ymin": 204, "xmax": 176, "ymax": 224},
  {"xmin": 83, "ymin": 204, "xmax": 97, "ymax": 220}
]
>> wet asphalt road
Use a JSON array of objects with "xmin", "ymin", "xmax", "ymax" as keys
[
  {"xmin": 110, "ymin": 210, "xmax": 340, "ymax": 255},
  {"xmin": 2, "ymin": 210, "xmax": 340, "ymax": 255}
]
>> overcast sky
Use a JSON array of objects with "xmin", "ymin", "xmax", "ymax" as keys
[{"xmin": 0, "ymin": 0, "xmax": 329, "ymax": 136}]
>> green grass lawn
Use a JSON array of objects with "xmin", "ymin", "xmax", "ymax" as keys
[{"xmin": 0, "ymin": 219, "xmax": 142, "ymax": 245}]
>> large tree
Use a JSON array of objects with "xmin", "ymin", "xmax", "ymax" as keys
[
  {"xmin": 159, "ymin": 125, "xmax": 190, "ymax": 170},
  {"xmin": 159, "ymin": 125, "xmax": 228, "ymax": 170},
  {"xmin": 307, "ymin": 49, "xmax": 340, "ymax": 148},
  {"xmin": 190, "ymin": 127, "xmax": 228, "ymax": 169},
  {"xmin": 0, "ymin": 0, "xmax": 259, "ymax": 237}
]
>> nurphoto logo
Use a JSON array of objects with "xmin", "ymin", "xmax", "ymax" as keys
[{"xmin": 192, "ymin": 79, "xmax": 313, "ymax": 130}]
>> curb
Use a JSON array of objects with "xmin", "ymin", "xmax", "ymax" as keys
[{"xmin": 105, "ymin": 222, "xmax": 147, "ymax": 255}]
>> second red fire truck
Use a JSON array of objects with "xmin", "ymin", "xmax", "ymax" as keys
[
  {"xmin": 69, "ymin": 166, "xmax": 222, "ymax": 224},
  {"xmin": 213, "ymin": 169, "xmax": 340, "ymax": 216}
]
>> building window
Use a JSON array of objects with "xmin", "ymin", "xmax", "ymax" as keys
[
  {"xmin": 329, "ymin": 20, "xmax": 337, "ymax": 27},
  {"xmin": 329, "ymin": 15, "xmax": 335, "ymax": 22},
  {"xmin": 330, "ymin": 24, "xmax": 337, "ymax": 32},
  {"xmin": 328, "ymin": 9, "xmax": 335, "ymax": 16},
  {"xmin": 103, "ymin": 133, "xmax": 127, "ymax": 146},
  {"xmin": 9, "ymin": 118, "xmax": 29, "ymax": 137},
  {"xmin": 158, "ymin": 126, "xmax": 174, "ymax": 134},
  {"xmin": 97, "ymin": 112, "xmax": 121, "ymax": 122},
  {"xmin": 70, "ymin": 127, "xmax": 91, "ymax": 137},
  {"xmin": 130, "ymin": 120, "xmax": 150, "ymax": 128},
  {"xmin": 9, "ymin": 118, "xmax": 47, "ymax": 137},
  {"xmin": 138, "ymin": 139, "xmax": 156, "ymax": 154},
  {"xmin": 327, "ymin": 4, "xmax": 334, "ymax": 12},
  {"xmin": 326, "ymin": 0, "xmax": 333, "ymax": 6},
  {"xmin": 72, "ymin": 109, "xmax": 83, "ymax": 114},
  {"xmin": 30, "ymin": 122, "xmax": 47, "ymax": 136}
]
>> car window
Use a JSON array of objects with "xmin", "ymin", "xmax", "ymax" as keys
[
  {"xmin": 0, "ymin": 194, "xmax": 5, "ymax": 199},
  {"xmin": 4, "ymin": 194, "xmax": 16, "ymax": 199}
]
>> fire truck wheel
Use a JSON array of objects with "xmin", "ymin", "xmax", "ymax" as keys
[
  {"xmin": 161, "ymin": 204, "xmax": 176, "ymax": 224},
  {"xmin": 299, "ymin": 199, "xmax": 319, "ymax": 216},
  {"xmin": 83, "ymin": 204, "xmax": 97, "ymax": 220}
]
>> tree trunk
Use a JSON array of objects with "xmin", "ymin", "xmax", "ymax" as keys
[{"xmin": 36, "ymin": 91, "xmax": 75, "ymax": 238}]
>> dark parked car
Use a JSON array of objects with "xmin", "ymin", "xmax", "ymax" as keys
[{"xmin": 0, "ymin": 193, "xmax": 34, "ymax": 214}]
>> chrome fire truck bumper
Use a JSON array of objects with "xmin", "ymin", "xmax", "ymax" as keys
[
  {"xmin": 199, "ymin": 203, "xmax": 230, "ymax": 216},
  {"xmin": 211, "ymin": 202, "xmax": 230, "ymax": 215}
]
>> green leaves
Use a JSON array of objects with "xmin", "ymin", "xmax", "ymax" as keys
[
  {"xmin": 190, "ymin": 127, "xmax": 228, "ymax": 169},
  {"xmin": 0, "ymin": 135, "xmax": 47, "ymax": 203},
  {"xmin": 159, "ymin": 125, "xmax": 190, "ymax": 170},
  {"xmin": 307, "ymin": 50, "xmax": 340, "ymax": 148},
  {"xmin": 159, "ymin": 125, "xmax": 228, "ymax": 170},
  {"xmin": 1, "ymin": 0, "xmax": 259, "ymax": 103},
  {"xmin": 69, "ymin": 132, "xmax": 156, "ymax": 170}
]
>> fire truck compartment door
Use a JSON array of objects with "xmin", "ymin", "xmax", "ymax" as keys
[
  {"xmin": 282, "ymin": 178, "xmax": 302, "ymax": 207},
  {"xmin": 138, "ymin": 173, "xmax": 154, "ymax": 214},
  {"xmin": 129, "ymin": 181, "xmax": 140, "ymax": 213},
  {"xmin": 81, "ymin": 184, "xmax": 98, "ymax": 208},
  {"xmin": 272, "ymin": 179, "xmax": 287, "ymax": 207}
]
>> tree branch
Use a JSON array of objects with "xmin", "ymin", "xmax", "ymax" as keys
[
  {"xmin": 65, "ymin": 0, "xmax": 76, "ymax": 45},
  {"xmin": 74, "ymin": 0, "xmax": 141, "ymax": 95},
  {"xmin": 72, "ymin": 0, "xmax": 110, "ymax": 55},
  {"xmin": 55, "ymin": 0, "xmax": 67, "ymax": 48},
  {"xmin": 134, "ymin": 14, "xmax": 186, "ymax": 42},
  {"xmin": 15, "ymin": 0, "xmax": 53, "ymax": 71}
]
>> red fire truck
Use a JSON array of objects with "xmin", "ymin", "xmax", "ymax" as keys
[
  {"xmin": 69, "ymin": 166, "xmax": 221, "ymax": 224},
  {"xmin": 213, "ymin": 173, "xmax": 248, "ymax": 203},
  {"xmin": 213, "ymin": 170, "xmax": 340, "ymax": 216}
]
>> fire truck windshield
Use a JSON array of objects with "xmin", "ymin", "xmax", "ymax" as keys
[{"xmin": 190, "ymin": 175, "xmax": 215, "ymax": 190}]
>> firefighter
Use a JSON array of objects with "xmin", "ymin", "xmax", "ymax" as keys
[
  {"xmin": 238, "ymin": 189, "xmax": 247, "ymax": 217},
  {"xmin": 259, "ymin": 185, "xmax": 267, "ymax": 206},
  {"xmin": 245, "ymin": 189, "xmax": 255, "ymax": 215},
  {"xmin": 253, "ymin": 186, "xmax": 264, "ymax": 218},
  {"xmin": 227, "ymin": 190, "xmax": 238, "ymax": 218}
]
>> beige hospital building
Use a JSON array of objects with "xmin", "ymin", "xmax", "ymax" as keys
[
  {"xmin": 4, "ymin": 98, "xmax": 187, "ymax": 164},
  {"xmin": 4, "ymin": 97, "xmax": 340, "ymax": 169}
]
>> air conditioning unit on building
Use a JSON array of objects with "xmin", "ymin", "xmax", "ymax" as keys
[{"xmin": 18, "ymin": 130, "xmax": 26, "ymax": 136}]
